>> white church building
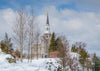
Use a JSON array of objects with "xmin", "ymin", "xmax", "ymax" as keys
[{"xmin": 32, "ymin": 12, "xmax": 51, "ymax": 58}]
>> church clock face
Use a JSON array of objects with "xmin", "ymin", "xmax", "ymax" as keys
[{"xmin": 46, "ymin": 35, "xmax": 48, "ymax": 39}]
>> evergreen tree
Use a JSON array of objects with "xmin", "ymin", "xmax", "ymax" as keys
[
  {"xmin": 79, "ymin": 48, "xmax": 89, "ymax": 71},
  {"xmin": 0, "ymin": 33, "xmax": 13, "ymax": 55},
  {"xmin": 93, "ymin": 53, "xmax": 98, "ymax": 59},
  {"xmin": 71, "ymin": 44, "xmax": 77, "ymax": 52},
  {"xmin": 93, "ymin": 53, "xmax": 100, "ymax": 71},
  {"xmin": 49, "ymin": 32, "xmax": 57, "ymax": 52},
  {"xmin": 55, "ymin": 37, "xmax": 59, "ymax": 47}
]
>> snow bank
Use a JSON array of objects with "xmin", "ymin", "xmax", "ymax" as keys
[
  {"xmin": 0, "ymin": 49, "xmax": 59, "ymax": 71},
  {"xmin": 0, "ymin": 58, "xmax": 60, "ymax": 71}
]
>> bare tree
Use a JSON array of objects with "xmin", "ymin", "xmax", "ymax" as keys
[
  {"xmin": 28, "ymin": 35, "xmax": 30, "ymax": 62},
  {"xmin": 13, "ymin": 9, "xmax": 28, "ymax": 62},
  {"xmin": 27, "ymin": 9, "xmax": 35, "ymax": 62},
  {"xmin": 34, "ymin": 24, "xmax": 41, "ymax": 60}
]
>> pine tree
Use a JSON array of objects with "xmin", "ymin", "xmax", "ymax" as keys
[
  {"xmin": 93, "ymin": 53, "xmax": 100, "ymax": 71},
  {"xmin": 0, "ymin": 33, "xmax": 13, "ymax": 55},
  {"xmin": 49, "ymin": 32, "xmax": 56, "ymax": 52},
  {"xmin": 71, "ymin": 44, "xmax": 77, "ymax": 52},
  {"xmin": 55, "ymin": 37, "xmax": 59, "ymax": 46},
  {"xmin": 93, "ymin": 53, "xmax": 98, "ymax": 59},
  {"xmin": 79, "ymin": 48, "xmax": 89, "ymax": 71}
]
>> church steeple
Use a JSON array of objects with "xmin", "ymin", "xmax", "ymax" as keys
[
  {"xmin": 45, "ymin": 11, "xmax": 50, "ymax": 34},
  {"xmin": 46, "ymin": 11, "xmax": 49, "ymax": 25}
]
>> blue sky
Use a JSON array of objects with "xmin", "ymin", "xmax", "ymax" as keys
[
  {"xmin": 0, "ymin": 0, "xmax": 78, "ymax": 15},
  {"xmin": 0, "ymin": 0, "xmax": 100, "ymax": 56},
  {"xmin": 0, "ymin": 0, "xmax": 100, "ymax": 12}
]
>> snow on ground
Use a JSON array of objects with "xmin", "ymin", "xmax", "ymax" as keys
[
  {"xmin": 0, "ymin": 58, "xmax": 60, "ymax": 71},
  {"xmin": 0, "ymin": 49, "xmax": 60, "ymax": 71},
  {"xmin": 0, "ymin": 49, "xmax": 85, "ymax": 71}
]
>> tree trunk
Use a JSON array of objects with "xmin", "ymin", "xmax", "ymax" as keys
[
  {"xmin": 20, "ymin": 47, "xmax": 23, "ymax": 62},
  {"xmin": 28, "ymin": 40, "xmax": 30, "ymax": 62},
  {"xmin": 37, "ymin": 40, "xmax": 38, "ymax": 60},
  {"xmin": 30, "ymin": 42, "xmax": 32, "ymax": 62},
  {"xmin": 63, "ymin": 67, "xmax": 66, "ymax": 71}
]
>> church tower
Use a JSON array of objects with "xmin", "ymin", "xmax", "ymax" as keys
[
  {"xmin": 41, "ymin": 11, "xmax": 51, "ymax": 58},
  {"xmin": 32, "ymin": 11, "xmax": 51, "ymax": 58}
]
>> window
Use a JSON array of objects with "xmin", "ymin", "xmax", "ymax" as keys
[{"xmin": 46, "ymin": 28, "xmax": 48, "ymax": 30}]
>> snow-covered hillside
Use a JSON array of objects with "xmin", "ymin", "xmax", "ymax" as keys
[
  {"xmin": 0, "ymin": 59, "xmax": 60, "ymax": 71},
  {"xmin": 0, "ymin": 49, "xmax": 61, "ymax": 71}
]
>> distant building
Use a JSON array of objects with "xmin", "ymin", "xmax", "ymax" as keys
[{"xmin": 32, "ymin": 12, "xmax": 51, "ymax": 58}]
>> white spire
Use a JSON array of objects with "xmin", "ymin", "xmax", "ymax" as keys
[{"xmin": 45, "ymin": 11, "xmax": 50, "ymax": 34}]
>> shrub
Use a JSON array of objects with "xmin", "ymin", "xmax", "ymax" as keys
[
  {"xmin": 0, "ymin": 33, "xmax": 14, "ymax": 55},
  {"xmin": 6, "ymin": 58, "xmax": 16, "ymax": 63},
  {"xmin": 57, "ymin": 66, "xmax": 62, "ymax": 71}
]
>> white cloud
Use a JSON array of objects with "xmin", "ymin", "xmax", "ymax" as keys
[{"xmin": 0, "ymin": 8, "xmax": 16, "ymax": 39}]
